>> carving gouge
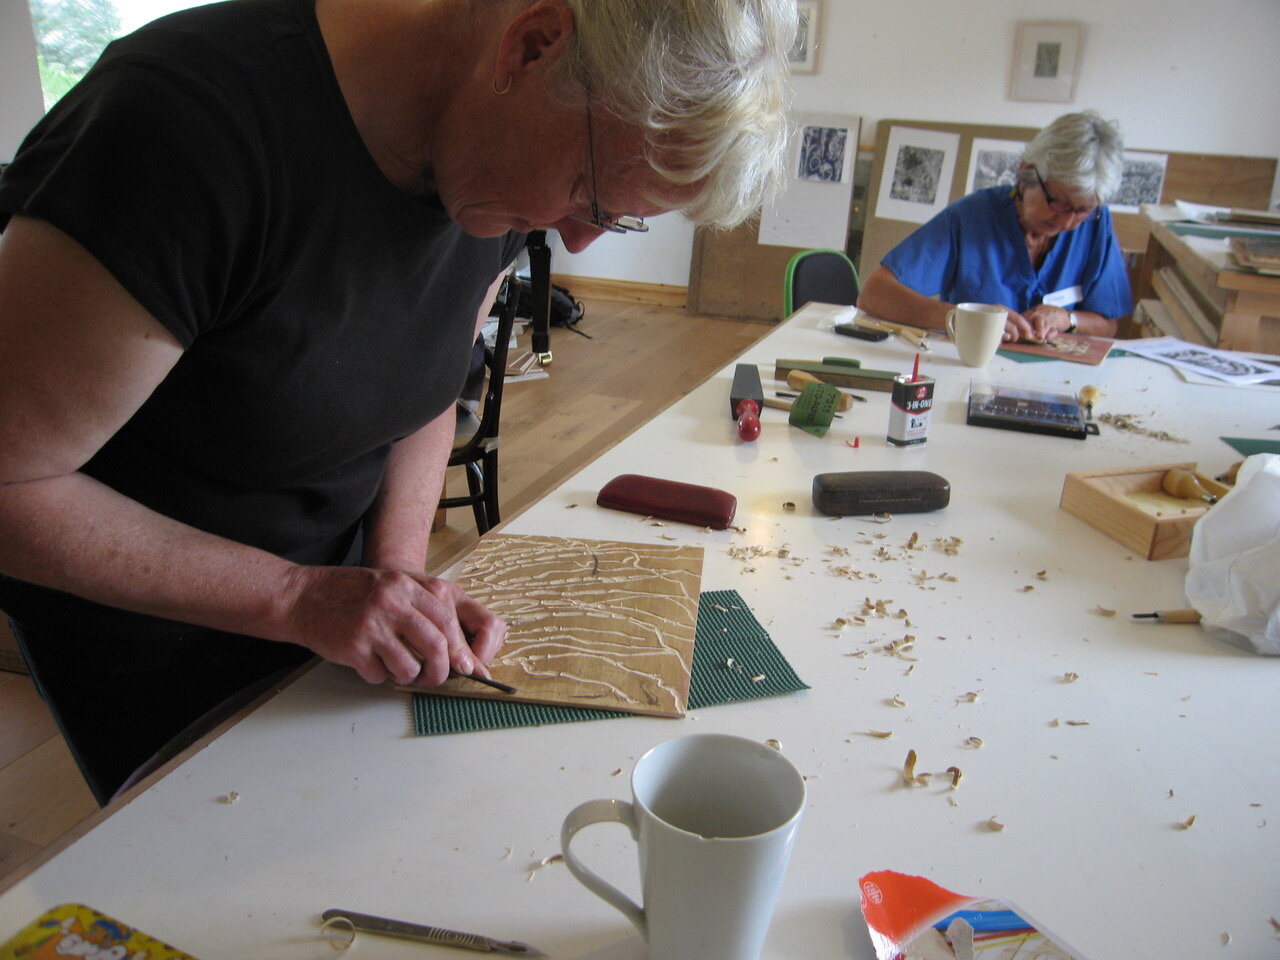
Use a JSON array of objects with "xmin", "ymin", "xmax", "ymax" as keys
[
  {"xmin": 321, "ymin": 909, "xmax": 547, "ymax": 955},
  {"xmin": 1132, "ymin": 609, "xmax": 1202, "ymax": 623}
]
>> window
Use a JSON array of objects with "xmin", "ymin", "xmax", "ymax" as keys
[{"xmin": 29, "ymin": 0, "xmax": 202, "ymax": 109}]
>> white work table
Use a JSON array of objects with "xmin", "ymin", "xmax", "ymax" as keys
[{"xmin": 3, "ymin": 303, "xmax": 1278, "ymax": 959}]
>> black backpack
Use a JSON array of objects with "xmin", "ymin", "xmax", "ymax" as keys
[{"xmin": 503, "ymin": 276, "xmax": 586, "ymax": 329}]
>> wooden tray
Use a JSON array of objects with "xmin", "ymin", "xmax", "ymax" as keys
[{"xmin": 1059, "ymin": 462, "xmax": 1228, "ymax": 560}]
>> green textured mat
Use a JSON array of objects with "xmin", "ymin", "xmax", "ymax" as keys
[
  {"xmin": 411, "ymin": 589, "xmax": 808, "ymax": 735},
  {"xmin": 1222, "ymin": 436, "xmax": 1280, "ymax": 457}
]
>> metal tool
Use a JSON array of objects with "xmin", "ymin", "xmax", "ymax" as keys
[{"xmin": 321, "ymin": 909, "xmax": 546, "ymax": 955}]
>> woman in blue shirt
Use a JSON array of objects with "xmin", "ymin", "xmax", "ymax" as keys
[{"xmin": 858, "ymin": 111, "xmax": 1131, "ymax": 342}]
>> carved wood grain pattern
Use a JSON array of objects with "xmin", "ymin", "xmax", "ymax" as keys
[{"xmin": 441, "ymin": 535, "xmax": 703, "ymax": 717}]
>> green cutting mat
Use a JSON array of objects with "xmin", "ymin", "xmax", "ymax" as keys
[
  {"xmin": 411, "ymin": 589, "xmax": 808, "ymax": 735},
  {"xmin": 1222, "ymin": 436, "xmax": 1280, "ymax": 458}
]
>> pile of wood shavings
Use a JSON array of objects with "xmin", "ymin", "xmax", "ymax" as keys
[{"xmin": 1097, "ymin": 412, "xmax": 1188, "ymax": 443}]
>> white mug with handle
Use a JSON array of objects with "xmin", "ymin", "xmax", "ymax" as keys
[
  {"xmin": 560, "ymin": 733, "xmax": 806, "ymax": 960},
  {"xmin": 945, "ymin": 302, "xmax": 1008, "ymax": 367}
]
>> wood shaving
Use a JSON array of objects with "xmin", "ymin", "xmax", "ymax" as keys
[
  {"xmin": 782, "ymin": 501, "xmax": 796, "ymax": 511},
  {"xmin": 219, "ymin": 792, "xmax": 240, "ymax": 805},
  {"xmin": 902, "ymin": 749, "xmax": 920, "ymax": 785},
  {"xmin": 1063, "ymin": 672, "xmax": 1080, "ymax": 683},
  {"xmin": 1092, "ymin": 605, "xmax": 1116, "ymax": 617},
  {"xmin": 765, "ymin": 738, "xmax": 782, "ymax": 750},
  {"xmin": 859, "ymin": 513, "xmax": 894, "ymax": 524},
  {"xmin": 611, "ymin": 768, "xmax": 623, "ymax": 777},
  {"xmin": 1176, "ymin": 814, "xmax": 1197, "ymax": 830},
  {"xmin": 750, "ymin": 673, "xmax": 766, "ymax": 682},
  {"xmin": 864, "ymin": 730, "xmax": 894, "ymax": 739},
  {"xmin": 565, "ymin": 503, "xmax": 578, "ymax": 509},
  {"xmin": 1269, "ymin": 917, "xmax": 1280, "ymax": 934},
  {"xmin": 1018, "ymin": 585, "xmax": 1035, "ymax": 593},
  {"xmin": 964, "ymin": 737, "xmax": 984, "ymax": 748},
  {"xmin": 956, "ymin": 691, "xmax": 982, "ymax": 704},
  {"xmin": 844, "ymin": 650, "xmax": 869, "ymax": 658},
  {"xmin": 905, "ymin": 532, "xmax": 920, "ymax": 550},
  {"xmin": 986, "ymin": 816, "xmax": 1005, "ymax": 832},
  {"xmin": 527, "ymin": 853, "xmax": 565, "ymax": 881},
  {"xmin": 502, "ymin": 846, "xmax": 514, "ymax": 859},
  {"xmin": 1220, "ymin": 933, "xmax": 1231, "ymax": 946},
  {"xmin": 946, "ymin": 766, "xmax": 963, "ymax": 788},
  {"xmin": 948, "ymin": 795, "xmax": 960, "ymax": 808},
  {"xmin": 1065, "ymin": 719, "xmax": 1090, "ymax": 726},
  {"xmin": 934, "ymin": 536, "xmax": 963, "ymax": 555},
  {"xmin": 1036, "ymin": 570, "xmax": 1049, "ymax": 580},
  {"xmin": 1098, "ymin": 412, "xmax": 1189, "ymax": 444},
  {"xmin": 889, "ymin": 695, "xmax": 907, "ymax": 707}
]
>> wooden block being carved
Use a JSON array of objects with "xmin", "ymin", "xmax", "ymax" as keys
[
  {"xmin": 1059, "ymin": 462, "xmax": 1216, "ymax": 560},
  {"xmin": 433, "ymin": 535, "xmax": 703, "ymax": 717}
]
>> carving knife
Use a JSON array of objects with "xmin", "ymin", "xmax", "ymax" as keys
[{"xmin": 321, "ymin": 909, "xmax": 547, "ymax": 955}]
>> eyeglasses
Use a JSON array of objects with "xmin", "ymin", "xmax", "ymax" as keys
[
  {"xmin": 571, "ymin": 104, "xmax": 648, "ymax": 234},
  {"xmin": 1032, "ymin": 166, "xmax": 1099, "ymax": 220}
]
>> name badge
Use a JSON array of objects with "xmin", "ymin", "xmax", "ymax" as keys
[{"xmin": 1043, "ymin": 286, "xmax": 1082, "ymax": 309}]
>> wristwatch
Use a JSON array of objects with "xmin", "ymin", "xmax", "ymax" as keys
[{"xmin": 1065, "ymin": 311, "xmax": 1079, "ymax": 333}]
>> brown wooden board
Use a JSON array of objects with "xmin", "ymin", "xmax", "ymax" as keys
[
  {"xmin": 860, "ymin": 119, "xmax": 1276, "ymax": 284},
  {"xmin": 430, "ymin": 534, "xmax": 703, "ymax": 717},
  {"xmin": 687, "ymin": 220, "xmax": 803, "ymax": 323}
]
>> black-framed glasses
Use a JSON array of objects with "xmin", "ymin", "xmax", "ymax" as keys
[
  {"xmin": 572, "ymin": 104, "xmax": 648, "ymax": 234},
  {"xmin": 1032, "ymin": 166, "xmax": 1099, "ymax": 220}
]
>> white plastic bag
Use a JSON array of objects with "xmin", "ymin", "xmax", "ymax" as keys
[{"xmin": 1184, "ymin": 453, "xmax": 1280, "ymax": 654}]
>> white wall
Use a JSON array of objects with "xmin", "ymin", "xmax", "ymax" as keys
[
  {"xmin": 0, "ymin": 0, "xmax": 44, "ymax": 159},
  {"xmin": 559, "ymin": 0, "xmax": 1280, "ymax": 286},
  {"xmin": 4, "ymin": 0, "xmax": 1278, "ymax": 284}
]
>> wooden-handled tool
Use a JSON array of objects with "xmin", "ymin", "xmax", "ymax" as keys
[
  {"xmin": 785, "ymin": 370, "xmax": 857, "ymax": 409},
  {"xmin": 1161, "ymin": 468, "xmax": 1219, "ymax": 504},
  {"xmin": 854, "ymin": 318, "xmax": 931, "ymax": 350},
  {"xmin": 1078, "ymin": 385, "xmax": 1100, "ymax": 420},
  {"xmin": 1132, "ymin": 609, "xmax": 1202, "ymax": 624}
]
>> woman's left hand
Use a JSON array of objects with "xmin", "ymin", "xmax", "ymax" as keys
[{"xmin": 1022, "ymin": 304, "xmax": 1072, "ymax": 341}]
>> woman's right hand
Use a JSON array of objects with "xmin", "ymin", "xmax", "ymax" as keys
[
  {"xmin": 277, "ymin": 565, "xmax": 507, "ymax": 687},
  {"xmin": 1000, "ymin": 307, "xmax": 1036, "ymax": 342}
]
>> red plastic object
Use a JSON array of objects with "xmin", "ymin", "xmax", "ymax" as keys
[{"xmin": 737, "ymin": 414, "xmax": 761, "ymax": 441}]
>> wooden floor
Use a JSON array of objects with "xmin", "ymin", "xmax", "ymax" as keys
[{"xmin": 0, "ymin": 296, "xmax": 772, "ymax": 888}]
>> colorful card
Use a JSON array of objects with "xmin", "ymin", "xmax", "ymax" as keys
[{"xmin": 0, "ymin": 904, "xmax": 200, "ymax": 960}]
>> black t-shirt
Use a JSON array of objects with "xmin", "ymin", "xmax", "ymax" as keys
[{"xmin": 0, "ymin": 0, "xmax": 524, "ymax": 566}]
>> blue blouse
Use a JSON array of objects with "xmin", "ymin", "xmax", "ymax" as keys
[{"xmin": 882, "ymin": 186, "xmax": 1132, "ymax": 318}]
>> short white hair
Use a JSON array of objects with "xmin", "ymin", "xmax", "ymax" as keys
[
  {"xmin": 550, "ymin": 0, "xmax": 797, "ymax": 228},
  {"xmin": 1021, "ymin": 110, "xmax": 1125, "ymax": 203}
]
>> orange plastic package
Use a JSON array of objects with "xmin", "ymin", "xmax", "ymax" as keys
[{"xmin": 858, "ymin": 870, "xmax": 1095, "ymax": 960}]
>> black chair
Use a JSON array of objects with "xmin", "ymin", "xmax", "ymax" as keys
[
  {"xmin": 439, "ymin": 273, "xmax": 518, "ymax": 535},
  {"xmin": 784, "ymin": 248, "xmax": 860, "ymax": 316}
]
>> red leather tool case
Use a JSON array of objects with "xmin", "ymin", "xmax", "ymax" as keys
[{"xmin": 597, "ymin": 474, "xmax": 738, "ymax": 529}]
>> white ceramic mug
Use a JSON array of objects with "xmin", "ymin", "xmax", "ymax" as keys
[
  {"xmin": 561, "ymin": 734, "xmax": 806, "ymax": 960},
  {"xmin": 945, "ymin": 302, "xmax": 1008, "ymax": 367}
]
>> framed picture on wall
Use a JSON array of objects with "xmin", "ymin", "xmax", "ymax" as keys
[
  {"xmin": 1009, "ymin": 21, "xmax": 1084, "ymax": 102},
  {"xmin": 789, "ymin": 0, "xmax": 821, "ymax": 74}
]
